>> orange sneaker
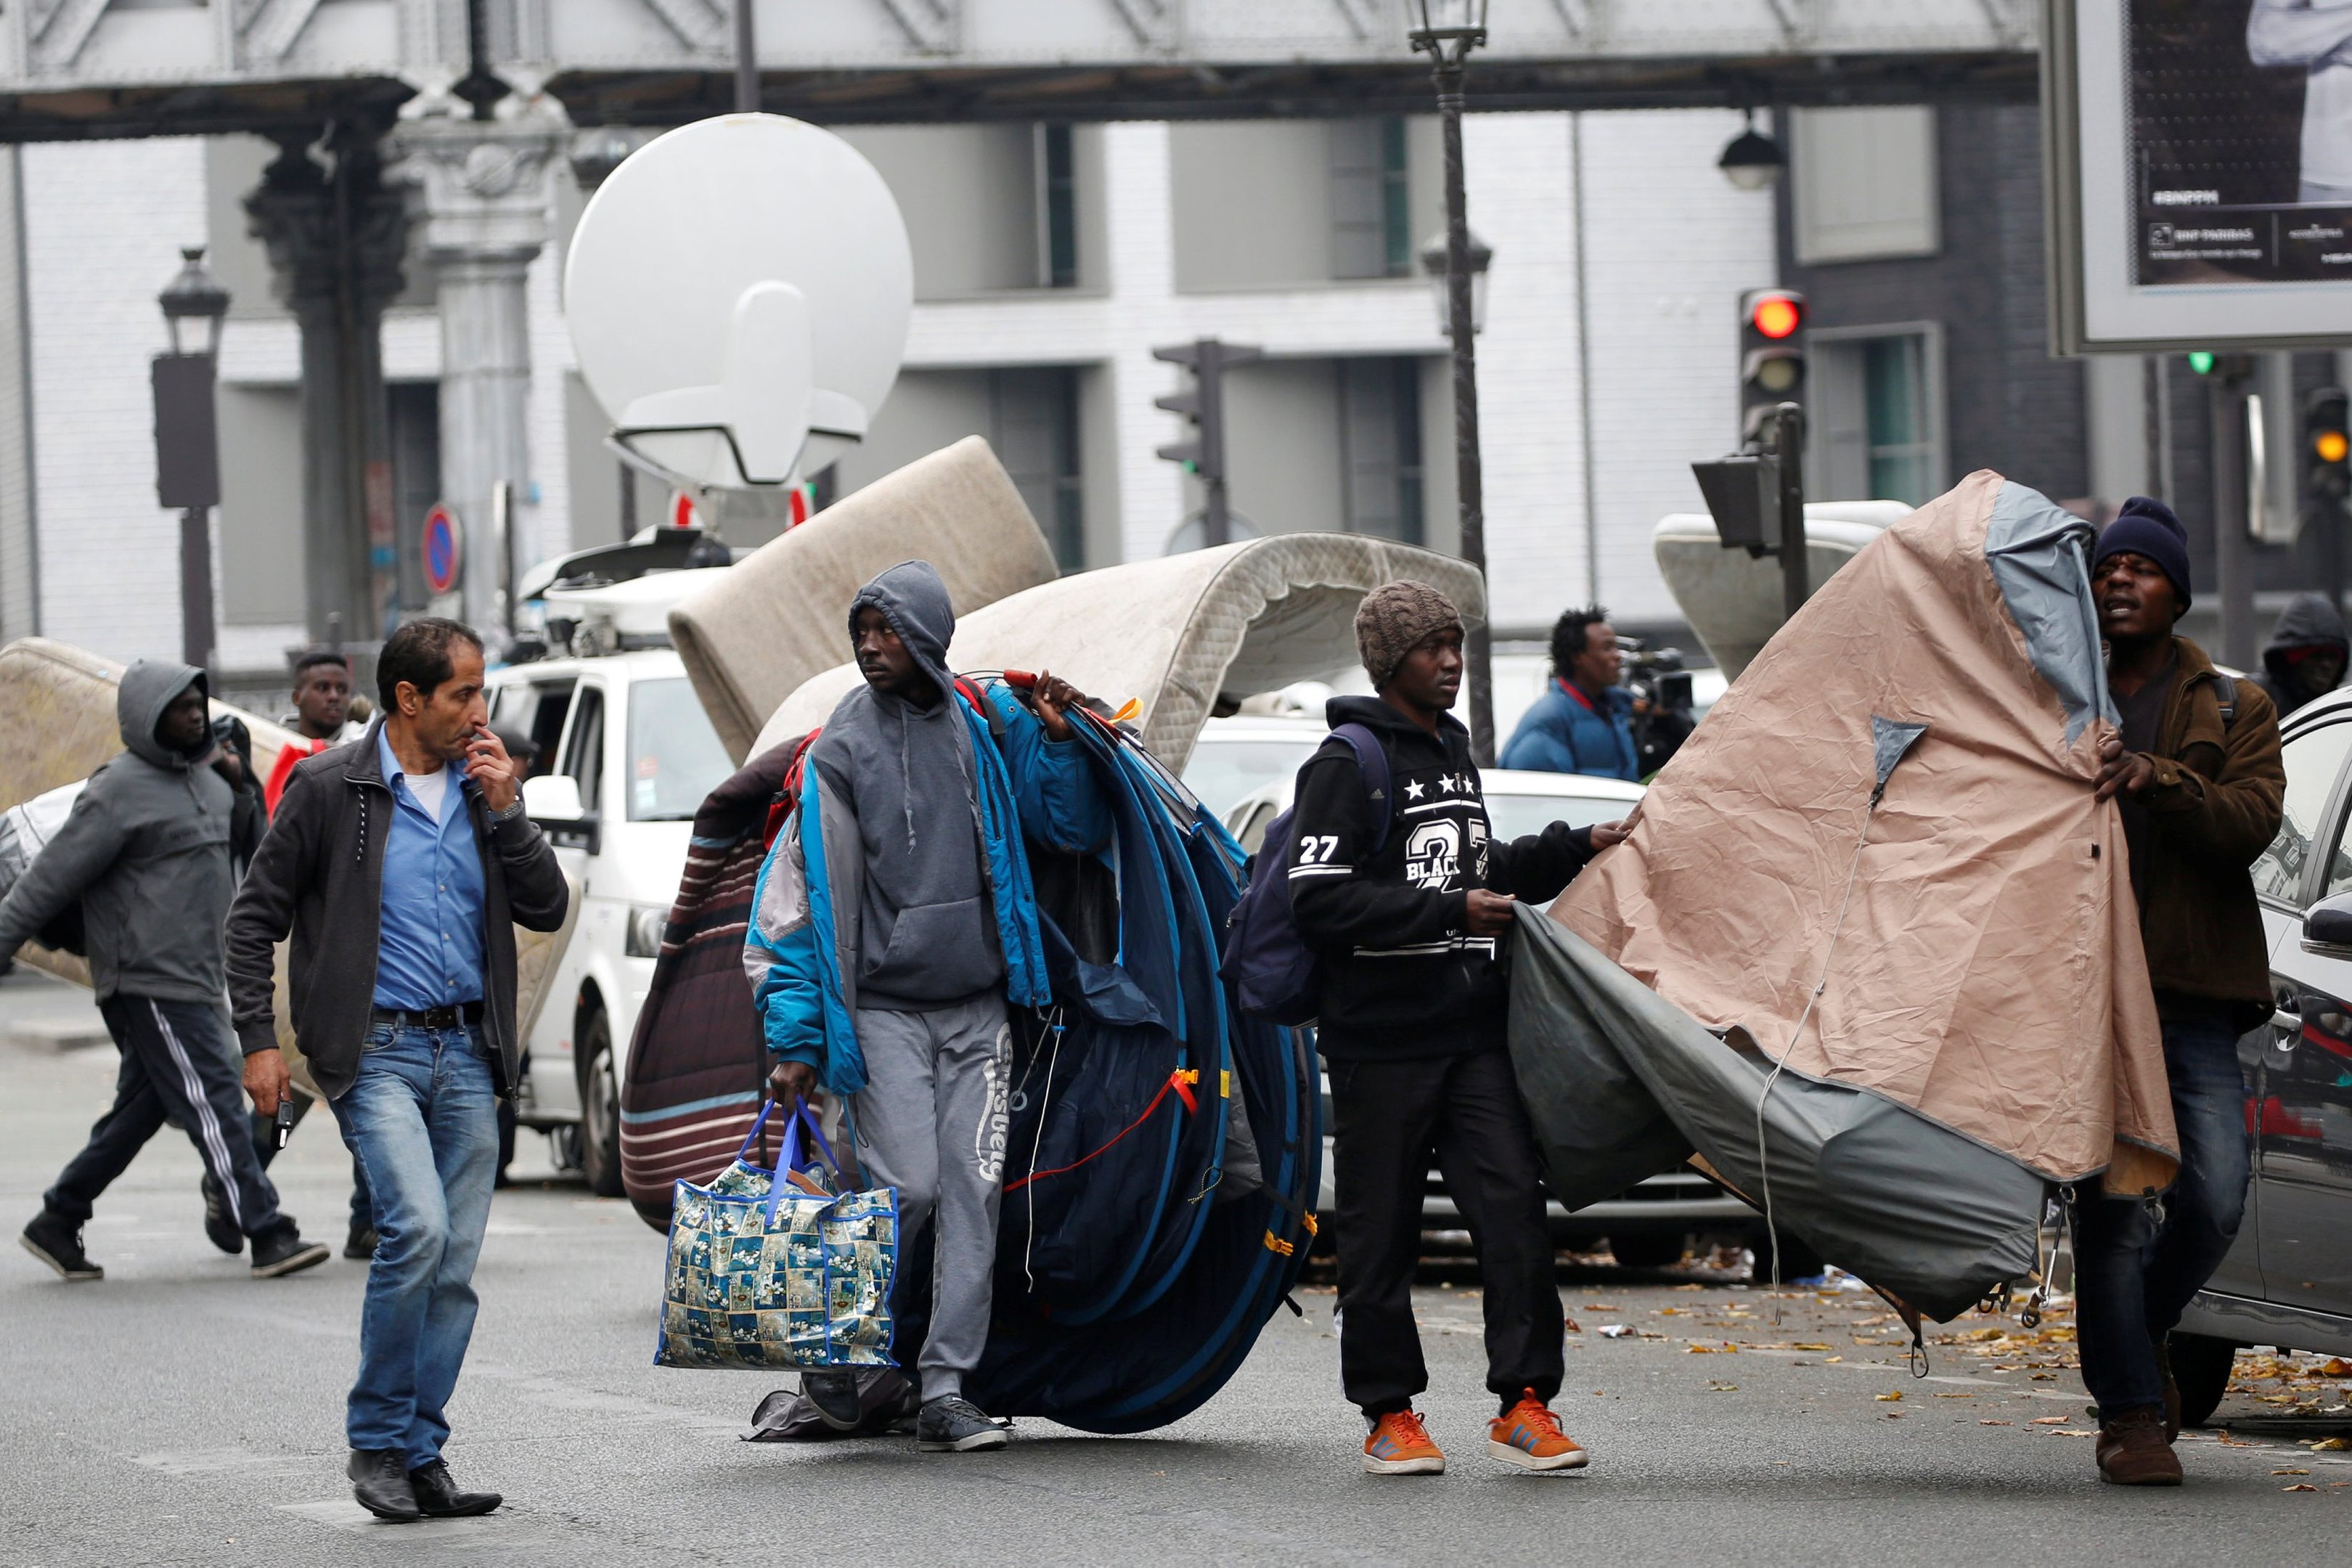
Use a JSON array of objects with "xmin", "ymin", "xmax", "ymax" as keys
[
  {"xmin": 1488, "ymin": 1389, "xmax": 1588, "ymax": 1471},
  {"xmin": 1363, "ymin": 1408, "xmax": 1445, "ymax": 1474}
]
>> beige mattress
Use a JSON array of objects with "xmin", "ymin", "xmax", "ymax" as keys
[
  {"xmin": 752, "ymin": 533, "xmax": 1486, "ymax": 775},
  {"xmin": 668, "ymin": 435, "xmax": 1061, "ymax": 762}
]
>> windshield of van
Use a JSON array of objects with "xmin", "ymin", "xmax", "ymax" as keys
[{"xmin": 625, "ymin": 679, "xmax": 735, "ymax": 821}]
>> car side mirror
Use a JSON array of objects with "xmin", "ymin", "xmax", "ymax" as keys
[
  {"xmin": 522, "ymin": 773, "xmax": 599, "ymax": 854},
  {"xmin": 2304, "ymin": 890, "xmax": 2352, "ymax": 950},
  {"xmin": 523, "ymin": 773, "xmax": 584, "ymax": 821}
]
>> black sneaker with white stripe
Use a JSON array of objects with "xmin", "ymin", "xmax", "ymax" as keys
[
  {"xmin": 199, "ymin": 1175, "xmax": 243, "ymax": 1254},
  {"xmin": 250, "ymin": 1225, "xmax": 330, "ymax": 1279},
  {"xmin": 20, "ymin": 1210, "xmax": 101, "ymax": 1281}
]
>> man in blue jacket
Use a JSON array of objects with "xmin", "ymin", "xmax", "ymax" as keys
[
  {"xmin": 745, "ymin": 560, "xmax": 1108, "ymax": 1454},
  {"xmin": 1500, "ymin": 605, "xmax": 1640, "ymax": 780}
]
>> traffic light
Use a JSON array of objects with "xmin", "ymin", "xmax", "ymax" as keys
[
  {"xmin": 1739, "ymin": 287, "xmax": 1805, "ymax": 446},
  {"xmin": 1153, "ymin": 337, "xmax": 1262, "ymax": 547},
  {"xmin": 2307, "ymin": 385, "xmax": 2351, "ymax": 507}
]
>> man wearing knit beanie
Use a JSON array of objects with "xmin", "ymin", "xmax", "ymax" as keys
[
  {"xmin": 2075, "ymin": 497, "xmax": 2284, "ymax": 1487},
  {"xmin": 1288, "ymin": 580, "xmax": 1626, "ymax": 1476}
]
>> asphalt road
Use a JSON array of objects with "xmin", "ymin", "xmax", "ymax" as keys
[{"xmin": 2, "ymin": 967, "xmax": 2349, "ymax": 1567}]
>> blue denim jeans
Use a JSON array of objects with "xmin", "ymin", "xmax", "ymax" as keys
[
  {"xmin": 329, "ymin": 1021, "xmax": 499, "ymax": 1466},
  {"xmin": 2073, "ymin": 1014, "xmax": 2253, "ymax": 1418}
]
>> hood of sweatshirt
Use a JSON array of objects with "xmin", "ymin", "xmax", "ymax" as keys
[
  {"xmin": 2264, "ymin": 592, "xmax": 2349, "ymax": 681},
  {"xmin": 118, "ymin": 659, "xmax": 210, "ymax": 770},
  {"xmin": 849, "ymin": 559, "xmax": 957, "ymax": 706}
]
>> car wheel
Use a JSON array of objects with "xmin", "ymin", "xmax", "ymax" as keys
[
  {"xmin": 2171, "ymin": 1332, "xmax": 2239, "ymax": 1429},
  {"xmin": 577, "ymin": 1008, "xmax": 624, "ymax": 1199},
  {"xmin": 1608, "ymin": 1232, "xmax": 1689, "ymax": 1270}
]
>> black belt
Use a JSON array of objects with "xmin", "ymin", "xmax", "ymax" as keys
[{"xmin": 371, "ymin": 1002, "xmax": 485, "ymax": 1031}]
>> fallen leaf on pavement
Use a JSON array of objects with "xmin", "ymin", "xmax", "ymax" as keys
[
  {"xmin": 2050, "ymin": 1429, "xmax": 2098, "ymax": 1437},
  {"xmin": 1979, "ymin": 1420, "xmax": 2013, "ymax": 1426},
  {"xmin": 2282, "ymin": 1484, "xmax": 2318, "ymax": 1493},
  {"xmin": 2306, "ymin": 1437, "xmax": 2352, "ymax": 1451},
  {"xmin": 1563, "ymin": 1319, "xmax": 1583, "ymax": 1333},
  {"xmin": 2320, "ymin": 1357, "xmax": 2352, "ymax": 1376},
  {"xmin": 1824, "ymin": 1356, "xmax": 1843, "ymax": 1364},
  {"xmin": 1792, "ymin": 1343, "xmax": 1832, "ymax": 1352},
  {"xmin": 2272, "ymin": 1469, "xmax": 2310, "ymax": 1475},
  {"xmin": 1876, "ymin": 1392, "xmax": 1903, "ymax": 1402},
  {"xmin": 2030, "ymin": 1416, "xmax": 2070, "ymax": 1425}
]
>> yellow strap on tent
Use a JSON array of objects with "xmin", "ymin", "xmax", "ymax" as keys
[{"xmin": 1264, "ymin": 1230, "xmax": 1295, "ymax": 1257}]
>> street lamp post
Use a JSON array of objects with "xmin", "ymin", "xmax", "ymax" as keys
[
  {"xmin": 153, "ymin": 247, "xmax": 230, "ymax": 675},
  {"xmin": 1409, "ymin": 0, "xmax": 1495, "ymax": 763}
]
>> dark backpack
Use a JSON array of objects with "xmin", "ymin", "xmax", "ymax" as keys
[{"xmin": 1219, "ymin": 724, "xmax": 1391, "ymax": 1026}]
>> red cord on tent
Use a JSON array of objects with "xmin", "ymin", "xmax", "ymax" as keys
[{"xmin": 1004, "ymin": 1069, "xmax": 1200, "ymax": 1193}]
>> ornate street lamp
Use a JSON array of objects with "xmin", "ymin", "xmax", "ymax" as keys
[
  {"xmin": 1409, "ymin": 0, "xmax": 1498, "ymax": 762},
  {"xmin": 154, "ymin": 247, "xmax": 230, "ymax": 673}
]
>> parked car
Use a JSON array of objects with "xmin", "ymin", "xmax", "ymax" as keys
[
  {"xmin": 489, "ymin": 571, "xmax": 737, "ymax": 1196},
  {"xmin": 2172, "ymin": 685, "xmax": 2352, "ymax": 1422},
  {"xmin": 1221, "ymin": 758, "xmax": 1778, "ymax": 1270}
]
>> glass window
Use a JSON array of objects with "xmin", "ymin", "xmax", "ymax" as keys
[
  {"xmin": 624, "ymin": 678, "xmax": 735, "ymax": 822},
  {"xmin": 1863, "ymin": 335, "xmax": 1935, "ymax": 506},
  {"xmin": 563, "ymin": 686, "xmax": 605, "ymax": 816},
  {"xmin": 1042, "ymin": 123, "xmax": 1077, "ymax": 288},
  {"xmin": 1183, "ymin": 735, "xmax": 1325, "ymax": 820},
  {"xmin": 1484, "ymin": 790, "xmax": 1636, "ymax": 844},
  {"xmin": 2255, "ymin": 719, "xmax": 2352, "ymax": 904}
]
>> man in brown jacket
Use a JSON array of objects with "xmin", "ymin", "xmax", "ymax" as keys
[{"xmin": 2083, "ymin": 496, "xmax": 2286, "ymax": 1486}]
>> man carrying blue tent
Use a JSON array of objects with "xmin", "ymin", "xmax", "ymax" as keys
[{"xmin": 746, "ymin": 560, "xmax": 1109, "ymax": 1454}]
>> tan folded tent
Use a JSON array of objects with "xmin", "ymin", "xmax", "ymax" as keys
[
  {"xmin": 0, "ymin": 637, "xmax": 578, "ymax": 1094},
  {"xmin": 751, "ymin": 533, "xmax": 1485, "ymax": 773},
  {"xmin": 668, "ymin": 436, "xmax": 1062, "ymax": 763},
  {"xmin": 1510, "ymin": 473, "xmax": 2178, "ymax": 1319}
]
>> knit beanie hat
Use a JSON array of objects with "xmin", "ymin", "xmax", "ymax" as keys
[
  {"xmin": 2094, "ymin": 495, "xmax": 2193, "ymax": 611},
  {"xmin": 1355, "ymin": 580, "xmax": 1464, "ymax": 687}
]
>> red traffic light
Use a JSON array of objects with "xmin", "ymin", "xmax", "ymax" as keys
[{"xmin": 1749, "ymin": 291, "xmax": 1803, "ymax": 340}]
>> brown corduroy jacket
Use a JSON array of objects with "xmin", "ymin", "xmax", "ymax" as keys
[{"xmin": 2124, "ymin": 636, "xmax": 2284, "ymax": 1018}]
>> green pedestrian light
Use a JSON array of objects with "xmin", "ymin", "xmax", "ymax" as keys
[{"xmin": 2187, "ymin": 351, "xmax": 2215, "ymax": 375}]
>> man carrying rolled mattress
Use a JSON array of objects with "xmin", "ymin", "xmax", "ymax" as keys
[{"xmin": 745, "ymin": 560, "xmax": 1111, "ymax": 1453}]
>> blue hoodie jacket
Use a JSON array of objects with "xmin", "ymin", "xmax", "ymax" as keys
[
  {"xmin": 742, "ymin": 561, "xmax": 1110, "ymax": 1094},
  {"xmin": 1498, "ymin": 679, "xmax": 1640, "ymax": 780}
]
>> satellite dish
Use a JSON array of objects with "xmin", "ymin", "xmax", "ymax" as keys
[{"xmin": 565, "ymin": 114, "xmax": 914, "ymax": 492}]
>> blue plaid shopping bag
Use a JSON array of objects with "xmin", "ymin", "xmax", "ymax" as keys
[{"xmin": 653, "ymin": 1099, "xmax": 899, "ymax": 1371}]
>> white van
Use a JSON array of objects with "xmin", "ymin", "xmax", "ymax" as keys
[{"xmin": 486, "ymin": 568, "xmax": 738, "ymax": 1194}]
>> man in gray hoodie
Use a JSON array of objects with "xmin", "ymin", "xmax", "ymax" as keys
[
  {"xmin": 751, "ymin": 560, "xmax": 1108, "ymax": 1452},
  {"xmin": 6, "ymin": 661, "xmax": 329, "ymax": 1281}
]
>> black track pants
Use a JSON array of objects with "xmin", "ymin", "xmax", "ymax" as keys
[
  {"xmin": 1327, "ymin": 1045, "xmax": 1564, "ymax": 1418},
  {"xmin": 44, "ymin": 993, "xmax": 287, "ymax": 1238}
]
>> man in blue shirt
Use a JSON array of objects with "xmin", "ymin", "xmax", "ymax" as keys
[
  {"xmin": 1499, "ymin": 605, "xmax": 1640, "ymax": 780},
  {"xmin": 227, "ymin": 617, "xmax": 567, "ymax": 1523}
]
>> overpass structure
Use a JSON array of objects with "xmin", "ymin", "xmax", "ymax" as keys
[
  {"xmin": 0, "ymin": 0, "xmax": 2038, "ymax": 647},
  {"xmin": 0, "ymin": 1, "xmax": 2038, "ymax": 141}
]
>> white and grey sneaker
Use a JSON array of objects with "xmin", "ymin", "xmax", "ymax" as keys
[{"xmin": 916, "ymin": 1395, "xmax": 1010, "ymax": 1453}]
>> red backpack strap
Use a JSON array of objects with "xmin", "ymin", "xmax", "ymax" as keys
[{"xmin": 762, "ymin": 727, "xmax": 823, "ymax": 849}]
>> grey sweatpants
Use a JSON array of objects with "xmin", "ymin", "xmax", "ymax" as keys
[{"xmin": 852, "ymin": 995, "xmax": 1012, "ymax": 1402}]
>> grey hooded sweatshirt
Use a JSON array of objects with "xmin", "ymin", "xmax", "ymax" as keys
[
  {"xmin": 811, "ymin": 560, "xmax": 1004, "ymax": 1011},
  {"xmin": 0, "ymin": 660, "xmax": 235, "ymax": 1003}
]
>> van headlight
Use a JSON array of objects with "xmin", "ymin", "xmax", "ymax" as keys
[{"xmin": 625, "ymin": 905, "xmax": 668, "ymax": 958}]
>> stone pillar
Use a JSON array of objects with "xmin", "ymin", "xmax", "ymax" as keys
[
  {"xmin": 247, "ymin": 128, "xmax": 409, "ymax": 644},
  {"xmin": 393, "ymin": 103, "xmax": 565, "ymax": 634}
]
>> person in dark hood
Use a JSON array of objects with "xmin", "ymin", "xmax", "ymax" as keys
[
  {"xmin": 2253, "ymin": 592, "xmax": 2348, "ymax": 719},
  {"xmin": 4, "ymin": 661, "xmax": 330, "ymax": 1283},
  {"xmin": 745, "ymin": 560, "xmax": 1111, "ymax": 1453}
]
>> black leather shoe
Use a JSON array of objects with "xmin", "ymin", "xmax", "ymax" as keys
[
  {"xmin": 348, "ymin": 1448, "xmax": 421, "ymax": 1522},
  {"xmin": 250, "ymin": 1227, "xmax": 330, "ymax": 1279},
  {"xmin": 408, "ymin": 1458, "xmax": 502, "ymax": 1517},
  {"xmin": 20, "ymin": 1211, "xmax": 100, "ymax": 1281}
]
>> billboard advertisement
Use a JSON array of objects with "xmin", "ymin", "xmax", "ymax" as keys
[{"xmin": 2049, "ymin": 0, "xmax": 2352, "ymax": 351}]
